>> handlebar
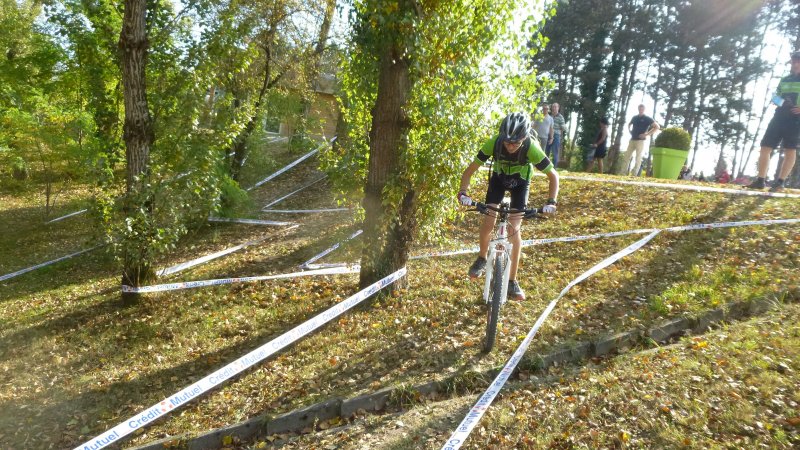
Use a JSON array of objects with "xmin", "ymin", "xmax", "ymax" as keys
[{"xmin": 470, "ymin": 201, "xmax": 545, "ymax": 220}]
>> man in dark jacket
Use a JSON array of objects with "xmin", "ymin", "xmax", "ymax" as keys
[{"xmin": 748, "ymin": 51, "xmax": 800, "ymax": 192}]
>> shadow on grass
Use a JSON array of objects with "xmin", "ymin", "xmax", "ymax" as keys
[
  {"xmin": 0, "ymin": 277, "xmax": 398, "ymax": 450},
  {"xmin": 0, "ymin": 247, "xmax": 114, "ymax": 304}
]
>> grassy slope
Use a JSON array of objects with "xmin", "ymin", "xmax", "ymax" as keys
[
  {"xmin": 0, "ymin": 165, "xmax": 798, "ymax": 449},
  {"xmin": 270, "ymin": 303, "xmax": 800, "ymax": 450}
]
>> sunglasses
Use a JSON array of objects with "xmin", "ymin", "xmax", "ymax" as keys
[{"xmin": 504, "ymin": 139, "xmax": 524, "ymax": 145}]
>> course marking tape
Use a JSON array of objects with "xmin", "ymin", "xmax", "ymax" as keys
[
  {"xmin": 123, "ymin": 265, "xmax": 360, "ymax": 293},
  {"xmin": 521, "ymin": 228, "xmax": 658, "ymax": 246},
  {"xmin": 0, "ymin": 245, "xmax": 102, "ymax": 283},
  {"xmin": 539, "ymin": 172, "xmax": 800, "ymax": 198},
  {"xmin": 441, "ymin": 231, "xmax": 662, "ymax": 450},
  {"xmin": 80, "ymin": 267, "xmax": 406, "ymax": 450},
  {"xmin": 302, "ymin": 262, "xmax": 353, "ymax": 270},
  {"xmin": 263, "ymin": 176, "xmax": 327, "ymax": 209},
  {"xmin": 208, "ymin": 217, "xmax": 295, "ymax": 226},
  {"xmin": 246, "ymin": 148, "xmax": 320, "ymax": 192},
  {"xmin": 300, "ymin": 229, "xmax": 363, "ymax": 269},
  {"xmin": 156, "ymin": 224, "xmax": 301, "ymax": 277},
  {"xmin": 157, "ymin": 237, "xmax": 269, "ymax": 277},
  {"xmin": 413, "ymin": 218, "xmax": 799, "ymax": 260},
  {"xmin": 441, "ymin": 216, "xmax": 800, "ymax": 449},
  {"xmin": 262, "ymin": 208, "xmax": 350, "ymax": 213},
  {"xmin": 262, "ymin": 135, "xmax": 289, "ymax": 144},
  {"xmin": 411, "ymin": 228, "xmax": 657, "ymax": 259},
  {"xmin": 664, "ymin": 217, "xmax": 800, "ymax": 232},
  {"xmin": 125, "ymin": 218, "xmax": 798, "ymax": 293},
  {"xmin": 46, "ymin": 209, "xmax": 88, "ymax": 224}
]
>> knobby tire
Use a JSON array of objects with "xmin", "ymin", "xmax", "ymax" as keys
[{"xmin": 484, "ymin": 254, "xmax": 506, "ymax": 352}]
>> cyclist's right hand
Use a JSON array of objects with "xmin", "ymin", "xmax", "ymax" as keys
[{"xmin": 457, "ymin": 191, "xmax": 473, "ymax": 206}]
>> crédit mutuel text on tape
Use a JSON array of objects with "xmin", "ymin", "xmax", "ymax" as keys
[{"xmin": 78, "ymin": 267, "xmax": 406, "ymax": 450}]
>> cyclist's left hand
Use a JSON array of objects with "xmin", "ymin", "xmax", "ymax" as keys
[
  {"xmin": 457, "ymin": 191, "xmax": 473, "ymax": 206},
  {"xmin": 542, "ymin": 204, "xmax": 557, "ymax": 214}
]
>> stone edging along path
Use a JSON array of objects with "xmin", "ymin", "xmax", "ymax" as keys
[{"xmin": 129, "ymin": 292, "xmax": 798, "ymax": 450}]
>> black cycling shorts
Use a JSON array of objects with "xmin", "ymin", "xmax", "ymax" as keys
[
  {"xmin": 594, "ymin": 144, "xmax": 608, "ymax": 159},
  {"xmin": 485, "ymin": 172, "xmax": 530, "ymax": 210},
  {"xmin": 760, "ymin": 117, "xmax": 800, "ymax": 149}
]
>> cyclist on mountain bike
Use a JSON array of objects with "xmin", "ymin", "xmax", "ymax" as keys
[{"xmin": 457, "ymin": 112, "xmax": 560, "ymax": 300}]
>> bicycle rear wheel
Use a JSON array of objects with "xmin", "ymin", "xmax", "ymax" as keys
[{"xmin": 484, "ymin": 253, "xmax": 507, "ymax": 352}]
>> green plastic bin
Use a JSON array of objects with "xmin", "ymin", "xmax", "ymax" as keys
[{"xmin": 650, "ymin": 147, "xmax": 688, "ymax": 179}]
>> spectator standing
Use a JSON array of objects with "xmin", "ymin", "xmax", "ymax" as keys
[
  {"xmin": 747, "ymin": 51, "xmax": 800, "ymax": 192},
  {"xmin": 585, "ymin": 117, "xmax": 609, "ymax": 173},
  {"xmin": 532, "ymin": 104, "xmax": 554, "ymax": 157},
  {"xmin": 621, "ymin": 104, "xmax": 660, "ymax": 176},
  {"xmin": 679, "ymin": 165, "xmax": 691, "ymax": 180},
  {"xmin": 548, "ymin": 103, "xmax": 567, "ymax": 168}
]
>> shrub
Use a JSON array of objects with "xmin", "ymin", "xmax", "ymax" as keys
[
  {"xmin": 654, "ymin": 127, "xmax": 691, "ymax": 151},
  {"xmin": 10, "ymin": 157, "xmax": 29, "ymax": 180}
]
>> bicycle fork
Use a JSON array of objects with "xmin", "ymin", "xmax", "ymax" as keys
[{"xmin": 483, "ymin": 239, "xmax": 512, "ymax": 305}]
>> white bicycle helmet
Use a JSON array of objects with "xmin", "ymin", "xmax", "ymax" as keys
[{"xmin": 499, "ymin": 112, "xmax": 530, "ymax": 142}]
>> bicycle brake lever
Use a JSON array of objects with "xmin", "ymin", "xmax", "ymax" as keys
[{"xmin": 524, "ymin": 210, "xmax": 543, "ymax": 219}]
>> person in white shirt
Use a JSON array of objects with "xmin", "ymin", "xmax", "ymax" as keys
[{"xmin": 532, "ymin": 104, "xmax": 554, "ymax": 155}]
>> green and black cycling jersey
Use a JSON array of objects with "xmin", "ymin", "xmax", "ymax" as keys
[
  {"xmin": 775, "ymin": 74, "xmax": 800, "ymax": 120},
  {"xmin": 473, "ymin": 134, "xmax": 555, "ymax": 181}
]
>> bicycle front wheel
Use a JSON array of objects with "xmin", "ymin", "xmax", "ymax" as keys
[{"xmin": 484, "ymin": 253, "xmax": 507, "ymax": 352}]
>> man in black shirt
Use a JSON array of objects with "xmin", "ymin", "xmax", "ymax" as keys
[
  {"xmin": 621, "ymin": 104, "xmax": 660, "ymax": 176},
  {"xmin": 748, "ymin": 51, "xmax": 800, "ymax": 192}
]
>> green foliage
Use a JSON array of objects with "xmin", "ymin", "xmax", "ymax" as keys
[
  {"xmin": 9, "ymin": 156, "xmax": 29, "ymax": 180},
  {"xmin": 654, "ymin": 127, "xmax": 692, "ymax": 151},
  {"xmin": 95, "ymin": 159, "xmax": 230, "ymax": 276},
  {"xmin": 322, "ymin": 0, "xmax": 555, "ymax": 243}
]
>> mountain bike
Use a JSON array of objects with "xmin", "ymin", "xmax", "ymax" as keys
[{"xmin": 470, "ymin": 200, "xmax": 544, "ymax": 352}]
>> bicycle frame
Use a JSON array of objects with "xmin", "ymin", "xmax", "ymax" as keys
[
  {"xmin": 483, "ymin": 213, "xmax": 512, "ymax": 305},
  {"xmin": 471, "ymin": 200, "xmax": 544, "ymax": 352}
]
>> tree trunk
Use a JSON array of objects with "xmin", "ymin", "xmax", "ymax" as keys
[
  {"xmin": 359, "ymin": 43, "xmax": 413, "ymax": 290},
  {"xmin": 609, "ymin": 54, "xmax": 639, "ymax": 173},
  {"xmin": 682, "ymin": 53, "xmax": 702, "ymax": 132},
  {"xmin": 229, "ymin": 44, "xmax": 273, "ymax": 181},
  {"xmin": 298, "ymin": 0, "xmax": 337, "ymax": 139},
  {"xmin": 577, "ymin": 27, "xmax": 608, "ymax": 149},
  {"xmin": 662, "ymin": 72, "xmax": 681, "ymax": 127},
  {"xmin": 689, "ymin": 125, "xmax": 701, "ymax": 170},
  {"xmin": 119, "ymin": 0, "xmax": 155, "ymax": 301}
]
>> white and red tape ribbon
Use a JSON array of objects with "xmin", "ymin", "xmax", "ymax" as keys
[
  {"xmin": 300, "ymin": 229, "xmax": 363, "ymax": 269},
  {"xmin": 0, "ymin": 245, "xmax": 102, "ymax": 283},
  {"xmin": 157, "ymin": 225, "xmax": 299, "ymax": 277},
  {"xmin": 123, "ymin": 265, "xmax": 360, "ymax": 293},
  {"xmin": 46, "ymin": 209, "xmax": 88, "ymax": 224},
  {"xmin": 246, "ymin": 148, "xmax": 320, "ymax": 192},
  {"xmin": 208, "ymin": 217, "xmax": 295, "ymax": 226},
  {"xmin": 263, "ymin": 176, "xmax": 327, "ymax": 209},
  {"xmin": 262, "ymin": 208, "xmax": 350, "ymax": 214},
  {"xmin": 441, "ymin": 231, "xmax": 662, "ymax": 450},
  {"xmin": 441, "ymin": 217, "xmax": 800, "ymax": 449},
  {"xmin": 542, "ymin": 172, "xmax": 800, "ymax": 199},
  {"xmin": 79, "ymin": 267, "xmax": 406, "ymax": 450}
]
